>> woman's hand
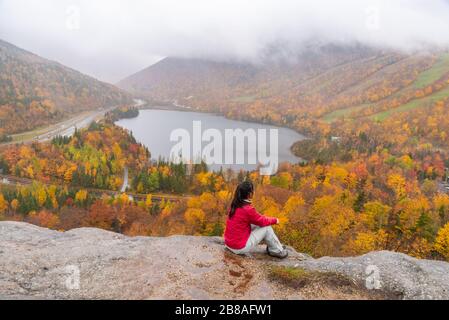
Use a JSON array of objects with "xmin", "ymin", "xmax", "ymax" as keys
[{"xmin": 276, "ymin": 218, "xmax": 280, "ymax": 225}]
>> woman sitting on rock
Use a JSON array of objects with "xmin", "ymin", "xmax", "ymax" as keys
[{"xmin": 224, "ymin": 180, "xmax": 288, "ymax": 259}]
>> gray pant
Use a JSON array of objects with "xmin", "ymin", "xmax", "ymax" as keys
[{"xmin": 227, "ymin": 225, "xmax": 284, "ymax": 255}]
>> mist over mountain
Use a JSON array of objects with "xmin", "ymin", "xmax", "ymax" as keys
[
  {"xmin": 118, "ymin": 44, "xmax": 441, "ymax": 115},
  {"xmin": 2, "ymin": 0, "xmax": 449, "ymax": 81}
]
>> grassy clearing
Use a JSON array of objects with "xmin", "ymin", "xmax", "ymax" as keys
[
  {"xmin": 322, "ymin": 104, "xmax": 370, "ymax": 123},
  {"xmin": 231, "ymin": 95, "xmax": 257, "ymax": 103},
  {"xmin": 413, "ymin": 53, "xmax": 449, "ymax": 89},
  {"xmin": 369, "ymin": 54, "xmax": 449, "ymax": 121},
  {"xmin": 369, "ymin": 53, "xmax": 449, "ymax": 115},
  {"xmin": 372, "ymin": 85, "xmax": 449, "ymax": 121},
  {"xmin": 322, "ymin": 54, "xmax": 449, "ymax": 123}
]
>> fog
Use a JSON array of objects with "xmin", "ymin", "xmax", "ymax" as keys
[{"xmin": 1, "ymin": 0, "xmax": 449, "ymax": 82}]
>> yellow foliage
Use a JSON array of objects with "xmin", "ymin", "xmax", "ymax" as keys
[
  {"xmin": 116, "ymin": 193, "xmax": 131, "ymax": 206},
  {"xmin": 311, "ymin": 194, "xmax": 356, "ymax": 238},
  {"xmin": 349, "ymin": 230, "xmax": 387, "ymax": 254},
  {"xmin": 217, "ymin": 190, "xmax": 231, "ymax": 202},
  {"xmin": 262, "ymin": 176, "xmax": 271, "ymax": 186},
  {"xmin": 327, "ymin": 165, "xmax": 348, "ymax": 183},
  {"xmin": 10, "ymin": 199, "xmax": 19, "ymax": 212},
  {"xmin": 64, "ymin": 165, "xmax": 77, "ymax": 183},
  {"xmin": 434, "ymin": 194, "xmax": 449, "ymax": 212},
  {"xmin": 160, "ymin": 200, "xmax": 174, "ymax": 219},
  {"xmin": 35, "ymin": 187, "xmax": 47, "ymax": 207},
  {"xmin": 137, "ymin": 182, "xmax": 144, "ymax": 193},
  {"xmin": 435, "ymin": 223, "xmax": 449, "ymax": 260},
  {"xmin": 25, "ymin": 165, "xmax": 35, "ymax": 179},
  {"xmin": 75, "ymin": 189, "xmax": 88, "ymax": 203},
  {"xmin": 399, "ymin": 155, "xmax": 414, "ymax": 169},
  {"xmin": 361, "ymin": 201, "xmax": 391, "ymax": 230},
  {"xmin": 145, "ymin": 194, "xmax": 153, "ymax": 208},
  {"xmin": 408, "ymin": 238, "xmax": 432, "ymax": 259},
  {"xmin": 387, "ymin": 173, "xmax": 407, "ymax": 199},
  {"xmin": 258, "ymin": 196, "xmax": 287, "ymax": 228},
  {"xmin": 398, "ymin": 197, "xmax": 430, "ymax": 232},
  {"xmin": 196, "ymin": 172, "xmax": 213, "ymax": 186},
  {"xmin": 283, "ymin": 195, "xmax": 305, "ymax": 216},
  {"xmin": 184, "ymin": 208, "xmax": 206, "ymax": 233},
  {"xmin": 0, "ymin": 194, "xmax": 8, "ymax": 214},
  {"xmin": 187, "ymin": 197, "xmax": 201, "ymax": 208}
]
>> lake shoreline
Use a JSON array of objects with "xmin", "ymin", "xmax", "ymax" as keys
[
  {"xmin": 116, "ymin": 108, "xmax": 306, "ymax": 172},
  {"xmin": 138, "ymin": 103, "xmax": 309, "ymax": 163}
]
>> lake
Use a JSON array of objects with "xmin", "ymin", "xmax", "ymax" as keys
[{"xmin": 116, "ymin": 109, "xmax": 305, "ymax": 173}]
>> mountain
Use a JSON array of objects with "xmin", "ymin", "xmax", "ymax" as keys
[
  {"xmin": 118, "ymin": 45, "xmax": 381, "ymax": 107},
  {"xmin": 1, "ymin": 221, "xmax": 449, "ymax": 300},
  {"xmin": 118, "ymin": 45, "xmax": 449, "ymax": 122},
  {"xmin": 0, "ymin": 39, "xmax": 132, "ymax": 135},
  {"xmin": 118, "ymin": 57, "xmax": 260, "ymax": 105}
]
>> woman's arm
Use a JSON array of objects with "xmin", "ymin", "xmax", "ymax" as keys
[{"xmin": 246, "ymin": 206, "xmax": 278, "ymax": 227}]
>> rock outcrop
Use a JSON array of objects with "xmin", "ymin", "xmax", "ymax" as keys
[{"xmin": 1, "ymin": 222, "xmax": 448, "ymax": 300}]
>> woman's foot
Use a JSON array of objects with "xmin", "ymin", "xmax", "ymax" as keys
[
  {"xmin": 266, "ymin": 245, "xmax": 286, "ymax": 252},
  {"xmin": 266, "ymin": 246, "xmax": 289, "ymax": 259}
]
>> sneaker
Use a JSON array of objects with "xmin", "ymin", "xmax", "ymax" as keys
[
  {"xmin": 266, "ymin": 245, "xmax": 286, "ymax": 254},
  {"xmin": 267, "ymin": 246, "xmax": 289, "ymax": 259}
]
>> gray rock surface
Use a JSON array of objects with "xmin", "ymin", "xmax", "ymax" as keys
[
  {"xmin": 1, "ymin": 221, "xmax": 448, "ymax": 300},
  {"xmin": 290, "ymin": 251, "xmax": 449, "ymax": 299}
]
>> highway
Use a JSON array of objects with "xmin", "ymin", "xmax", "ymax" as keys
[
  {"xmin": 1, "ymin": 99, "xmax": 145, "ymax": 147},
  {"xmin": 0, "ymin": 108, "xmax": 110, "ymax": 147}
]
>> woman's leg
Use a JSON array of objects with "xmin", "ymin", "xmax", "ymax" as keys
[
  {"xmin": 226, "ymin": 226, "xmax": 284, "ymax": 255},
  {"xmin": 246, "ymin": 226, "xmax": 284, "ymax": 254}
]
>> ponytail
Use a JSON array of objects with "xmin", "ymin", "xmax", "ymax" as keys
[{"xmin": 229, "ymin": 180, "xmax": 254, "ymax": 218}]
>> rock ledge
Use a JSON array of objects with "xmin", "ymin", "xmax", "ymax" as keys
[{"xmin": 1, "ymin": 222, "xmax": 448, "ymax": 300}]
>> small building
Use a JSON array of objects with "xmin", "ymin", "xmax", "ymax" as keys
[{"xmin": 331, "ymin": 136, "xmax": 342, "ymax": 143}]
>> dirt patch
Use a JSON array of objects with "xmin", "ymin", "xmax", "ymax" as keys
[
  {"xmin": 234, "ymin": 273, "xmax": 254, "ymax": 294},
  {"xmin": 223, "ymin": 251, "xmax": 255, "ymax": 295},
  {"xmin": 268, "ymin": 266, "xmax": 403, "ymax": 300},
  {"xmin": 229, "ymin": 270, "xmax": 242, "ymax": 277}
]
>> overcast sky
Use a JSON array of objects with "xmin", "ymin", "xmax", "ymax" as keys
[{"xmin": 1, "ymin": 0, "xmax": 449, "ymax": 83}]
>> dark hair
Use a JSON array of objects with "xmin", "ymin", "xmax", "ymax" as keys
[{"xmin": 229, "ymin": 180, "xmax": 254, "ymax": 218}]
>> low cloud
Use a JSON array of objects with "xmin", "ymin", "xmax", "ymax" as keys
[{"xmin": 1, "ymin": 0, "xmax": 449, "ymax": 82}]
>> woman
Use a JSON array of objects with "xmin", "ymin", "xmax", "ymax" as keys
[{"xmin": 224, "ymin": 180, "xmax": 288, "ymax": 259}]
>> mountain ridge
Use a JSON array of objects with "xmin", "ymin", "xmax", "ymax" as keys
[
  {"xmin": 117, "ymin": 46, "xmax": 447, "ymax": 122},
  {"xmin": 0, "ymin": 39, "xmax": 132, "ymax": 135}
]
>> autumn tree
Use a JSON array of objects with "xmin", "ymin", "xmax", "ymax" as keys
[{"xmin": 435, "ymin": 223, "xmax": 449, "ymax": 261}]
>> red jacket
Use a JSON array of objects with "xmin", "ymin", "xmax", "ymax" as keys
[{"xmin": 224, "ymin": 205, "xmax": 278, "ymax": 250}]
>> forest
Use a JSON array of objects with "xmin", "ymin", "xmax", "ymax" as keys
[
  {"xmin": 2, "ymin": 46, "xmax": 449, "ymax": 263},
  {"xmin": 1, "ymin": 108, "xmax": 449, "ymax": 262},
  {"xmin": 0, "ymin": 39, "xmax": 132, "ymax": 136}
]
